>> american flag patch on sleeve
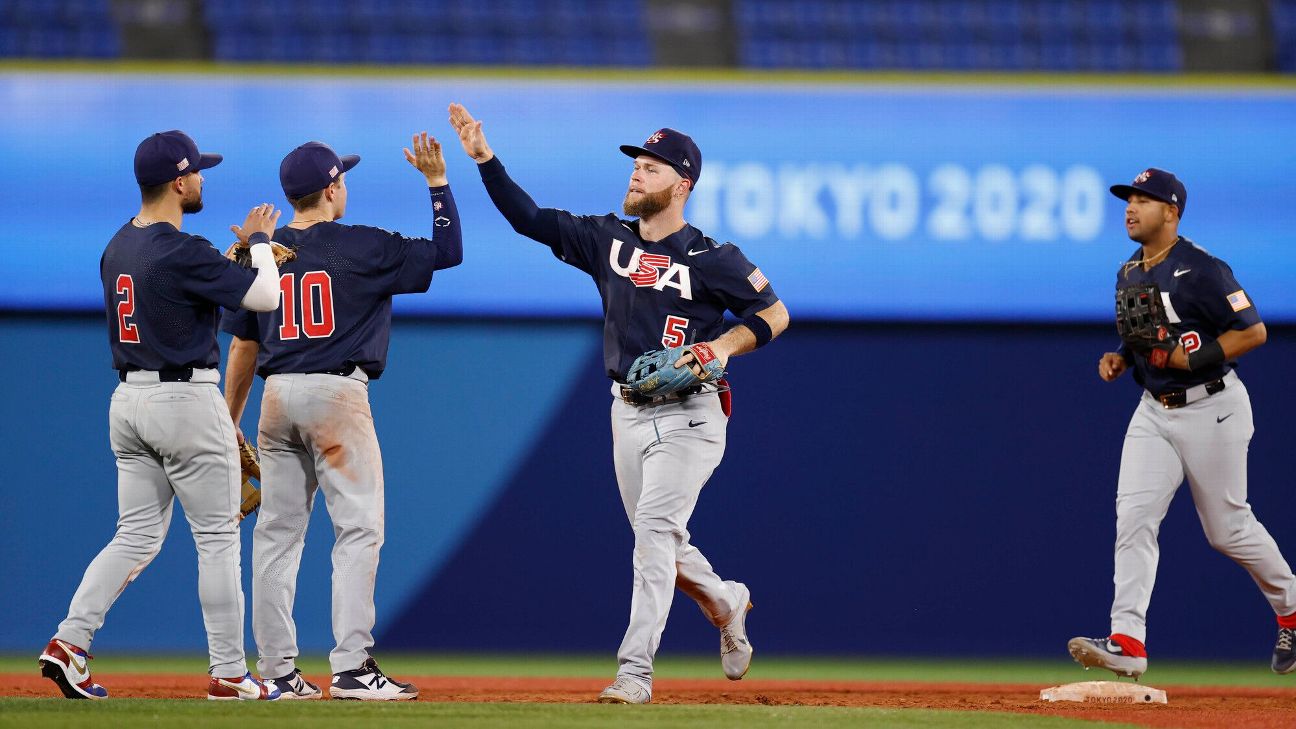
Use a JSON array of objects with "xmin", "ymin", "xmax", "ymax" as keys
[
  {"xmin": 1227, "ymin": 290, "xmax": 1251, "ymax": 312},
  {"xmin": 747, "ymin": 268, "xmax": 769, "ymax": 292}
]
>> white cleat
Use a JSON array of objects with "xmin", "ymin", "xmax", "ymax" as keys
[
  {"xmin": 597, "ymin": 676, "xmax": 651, "ymax": 704},
  {"xmin": 329, "ymin": 658, "xmax": 418, "ymax": 701},
  {"xmin": 1067, "ymin": 636, "xmax": 1147, "ymax": 679},
  {"xmin": 720, "ymin": 581, "xmax": 754, "ymax": 680}
]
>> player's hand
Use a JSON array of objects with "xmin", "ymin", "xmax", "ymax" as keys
[
  {"xmin": 235, "ymin": 427, "xmax": 245, "ymax": 446},
  {"xmin": 675, "ymin": 341, "xmax": 729, "ymax": 371},
  {"xmin": 231, "ymin": 203, "xmax": 280, "ymax": 242},
  {"xmin": 448, "ymin": 103, "xmax": 494, "ymax": 163},
  {"xmin": 403, "ymin": 131, "xmax": 448, "ymax": 187},
  {"xmin": 1098, "ymin": 352, "xmax": 1128, "ymax": 381}
]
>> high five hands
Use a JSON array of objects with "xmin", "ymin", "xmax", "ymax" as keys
[
  {"xmin": 448, "ymin": 103, "xmax": 494, "ymax": 163},
  {"xmin": 403, "ymin": 131, "xmax": 448, "ymax": 187}
]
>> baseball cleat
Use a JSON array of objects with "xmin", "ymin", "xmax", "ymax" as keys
[
  {"xmin": 1273, "ymin": 627, "xmax": 1296, "ymax": 674},
  {"xmin": 330, "ymin": 657, "xmax": 418, "ymax": 700},
  {"xmin": 38, "ymin": 639, "xmax": 107, "ymax": 699},
  {"xmin": 720, "ymin": 581, "xmax": 754, "ymax": 680},
  {"xmin": 597, "ymin": 676, "xmax": 651, "ymax": 704},
  {"xmin": 1067, "ymin": 636, "xmax": 1147, "ymax": 679},
  {"xmin": 262, "ymin": 668, "xmax": 322, "ymax": 699},
  {"xmin": 208, "ymin": 672, "xmax": 280, "ymax": 701}
]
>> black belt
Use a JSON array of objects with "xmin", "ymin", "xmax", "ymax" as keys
[
  {"xmin": 310, "ymin": 363, "xmax": 358, "ymax": 377},
  {"xmin": 305, "ymin": 363, "xmax": 374, "ymax": 379},
  {"xmin": 1156, "ymin": 378, "xmax": 1226, "ymax": 409},
  {"xmin": 119, "ymin": 367, "xmax": 194, "ymax": 382},
  {"xmin": 619, "ymin": 384, "xmax": 702, "ymax": 406}
]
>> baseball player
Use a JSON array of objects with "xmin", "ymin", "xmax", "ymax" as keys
[
  {"xmin": 221, "ymin": 134, "xmax": 462, "ymax": 700},
  {"xmin": 1068, "ymin": 168, "xmax": 1296, "ymax": 678},
  {"xmin": 448, "ymin": 103, "xmax": 789, "ymax": 704},
  {"xmin": 39, "ymin": 131, "xmax": 283, "ymax": 701}
]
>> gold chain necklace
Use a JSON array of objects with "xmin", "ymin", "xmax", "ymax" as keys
[{"xmin": 1121, "ymin": 240, "xmax": 1177, "ymax": 278}]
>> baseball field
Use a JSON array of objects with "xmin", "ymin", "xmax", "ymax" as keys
[{"xmin": 2, "ymin": 654, "xmax": 1294, "ymax": 728}]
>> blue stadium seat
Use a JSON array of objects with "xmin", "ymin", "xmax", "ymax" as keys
[
  {"xmin": 264, "ymin": 31, "xmax": 308, "ymax": 62},
  {"xmin": 0, "ymin": 27, "xmax": 22, "ymax": 57},
  {"xmin": 1085, "ymin": 40, "xmax": 1136, "ymax": 72},
  {"xmin": 1128, "ymin": 0, "xmax": 1178, "ymax": 39},
  {"xmin": 1084, "ymin": 0, "xmax": 1127, "ymax": 38},
  {"xmin": 1038, "ymin": 39, "xmax": 1079, "ymax": 71},
  {"xmin": 1137, "ymin": 40, "xmax": 1181, "ymax": 71},
  {"xmin": 24, "ymin": 28, "xmax": 73, "ymax": 58}
]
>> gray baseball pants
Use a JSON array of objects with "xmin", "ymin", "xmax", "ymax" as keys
[
  {"xmin": 1111, "ymin": 372, "xmax": 1296, "ymax": 642},
  {"xmin": 54, "ymin": 371, "xmax": 248, "ymax": 677},
  {"xmin": 252, "ymin": 371, "xmax": 385, "ymax": 678},
  {"xmin": 610, "ymin": 387, "xmax": 744, "ymax": 690}
]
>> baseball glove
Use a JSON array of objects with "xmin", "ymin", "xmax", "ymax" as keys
[
  {"xmin": 225, "ymin": 240, "xmax": 297, "ymax": 268},
  {"xmin": 626, "ymin": 342, "xmax": 725, "ymax": 398},
  {"xmin": 237, "ymin": 440, "xmax": 262, "ymax": 522},
  {"xmin": 1116, "ymin": 284, "xmax": 1178, "ymax": 368}
]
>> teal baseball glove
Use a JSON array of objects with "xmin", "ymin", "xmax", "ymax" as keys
[{"xmin": 626, "ymin": 342, "xmax": 725, "ymax": 398}]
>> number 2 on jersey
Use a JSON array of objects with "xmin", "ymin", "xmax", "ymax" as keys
[
  {"xmin": 116, "ymin": 274, "xmax": 140, "ymax": 343},
  {"xmin": 662, "ymin": 315, "xmax": 690, "ymax": 348},
  {"xmin": 278, "ymin": 271, "xmax": 336, "ymax": 340}
]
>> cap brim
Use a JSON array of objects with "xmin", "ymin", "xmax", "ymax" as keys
[
  {"xmin": 619, "ymin": 144, "xmax": 691, "ymax": 180},
  {"xmin": 340, "ymin": 154, "xmax": 360, "ymax": 173},
  {"xmin": 1110, "ymin": 183, "xmax": 1173, "ymax": 206},
  {"xmin": 195, "ymin": 153, "xmax": 223, "ymax": 172}
]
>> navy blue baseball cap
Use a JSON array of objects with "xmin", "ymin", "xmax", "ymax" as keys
[
  {"xmin": 620, "ymin": 128, "xmax": 701, "ymax": 186},
  {"xmin": 134, "ymin": 130, "xmax": 222, "ymax": 186},
  {"xmin": 1110, "ymin": 168, "xmax": 1187, "ymax": 216},
  {"xmin": 280, "ymin": 141, "xmax": 361, "ymax": 198}
]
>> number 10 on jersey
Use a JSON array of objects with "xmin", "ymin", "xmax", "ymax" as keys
[{"xmin": 278, "ymin": 271, "xmax": 335, "ymax": 340}]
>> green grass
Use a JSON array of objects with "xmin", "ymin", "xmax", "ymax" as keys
[
  {"xmin": 4, "ymin": 652, "xmax": 1294, "ymax": 686},
  {"xmin": 1, "ymin": 59, "xmax": 1295, "ymax": 89},
  {"xmin": 0, "ymin": 698, "xmax": 1140, "ymax": 729}
]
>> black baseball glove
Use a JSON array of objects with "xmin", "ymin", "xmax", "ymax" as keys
[{"xmin": 1115, "ymin": 284, "xmax": 1178, "ymax": 368}]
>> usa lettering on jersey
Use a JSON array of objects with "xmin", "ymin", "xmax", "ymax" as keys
[{"xmin": 608, "ymin": 239, "xmax": 693, "ymax": 300}]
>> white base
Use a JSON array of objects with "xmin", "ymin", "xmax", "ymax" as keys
[{"xmin": 1040, "ymin": 680, "xmax": 1167, "ymax": 704}]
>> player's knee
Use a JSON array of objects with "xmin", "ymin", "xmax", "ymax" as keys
[
  {"xmin": 1113, "ymin": 518, "xmax": 1157, "ymax": 546},
  {"xmin": 112, "ymin": 524, "xmax": 167, "ymax": 552},
  {"xmin": 1203, "ymin": 525, "xmax": 1248, "ymax": 554},
  {"xmin": 1202, "ymin": 510, "xmax": 1254, "ymax": 553},
  {"xmin": 632, "ymin": 518, "xmax": 684, "ymax": 541},
  {"xmin": 333, "ymin": 522, "xmax": 383, "ymax": 549}
]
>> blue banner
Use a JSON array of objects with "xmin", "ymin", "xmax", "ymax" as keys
[{"xmin": 2, "ymin": 72, "xmax": 1293, "ymax": 321}]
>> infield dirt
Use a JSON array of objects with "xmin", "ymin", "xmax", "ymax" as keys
[{"xmin": 3, "ymin": 674, "xmax": 1295, "ymax": 728}]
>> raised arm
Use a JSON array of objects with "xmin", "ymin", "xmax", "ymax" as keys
[
  {"xmin": 403, "ymin": 131, "xmax": 462, "ymax": 269},
  {"xmin": 449, "ymin": 102, "xmax": 561, "ymax": 245},
  {"xmin": 230, "ymin": 204, "xmax": 283, "ymax": 312}
]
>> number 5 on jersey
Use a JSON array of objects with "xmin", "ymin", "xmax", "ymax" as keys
[
  {"xmin": 278, "ymin": 272, "xmax": 335, "ymax": 340},
  {"xmin": 662, "ymin": 315, "xmax": 689, "ymax": 348}
]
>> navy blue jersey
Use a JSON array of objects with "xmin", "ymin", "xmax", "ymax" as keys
[
  {"xmin": 221, "ymin": 186, "xmax": 462, "ymax": 379},
  {"xmin": 477, "ymin": 157, "xmax": 779, "ymax": 380},
  {"xmin": 1117, "ymin": 237, "xmax": 1261, "ymax": 396},
  {"xmin": 552, "ymin": 215, "xmax": 779, "ymax": 378},
  {"xmin": 101, "ymin": 220, "xmax": 256, "ymax": 371}
]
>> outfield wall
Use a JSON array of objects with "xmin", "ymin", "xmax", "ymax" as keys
[
  {"xmin": 3, "ymin": 317, "xmax": 1295, "ymax": 660},
  {"xmin": 2, "ymin": 71, "xmax": 1294, "ymax": 321}
]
